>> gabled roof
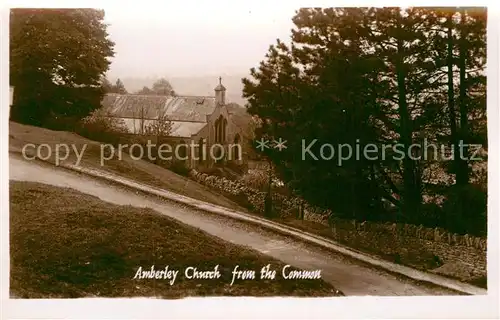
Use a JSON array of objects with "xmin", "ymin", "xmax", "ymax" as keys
[
  {"xmin": 101, "ymin": 94, "xmax": 216, "ymax": 122},
  {"xmin": 118, "ymin": 118, "xmax": 207, "ymax": 138},
  {"xmin": 226, "ymin": 103, "xmax": 253, "ymax": 132},
  {"xmin": 170, "ymin": 121, "xmax": 207, "ymax": 138}
]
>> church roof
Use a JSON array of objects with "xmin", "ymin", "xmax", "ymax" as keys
[
  {"xmin": 101, "ymin": 93, "xmax": 216, "ymax": 123},
  {"xmin": 170, "ymin": 121, "xmax": 207, "ymax": 138},
  {"xmin": 226, "ymin": 103, "xmax": 252, "ymax": 132}
]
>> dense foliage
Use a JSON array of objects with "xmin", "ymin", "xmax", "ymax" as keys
[
  {"xmin": 243, "ymin": 7, "xmax": 487, "ymax": 235},
  {"xmin": 134, "ymin": 78, "xmax": 176, "ymax": 95},
  {"xmin": 102, "ymin": 78, "xmax": 128, "ymax": 94},
  {"xmin": 10, "ymin": 9, "xmax": 115, "ymax": 126}
]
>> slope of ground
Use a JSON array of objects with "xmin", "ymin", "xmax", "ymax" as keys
[
  {"xmin": 10, "ymin": 181, "xmax": 339, "ymax": 298},
  {"xmin": 9, "ymin": 121, "xmax": 247, "ymax": 212},
  {"xmin": 281, "ymin": 219, "xmax": 487, "ymax": 289},
  {"xmin": 9, "ymin": 121, "xmax": 485, "ymax": 290}
]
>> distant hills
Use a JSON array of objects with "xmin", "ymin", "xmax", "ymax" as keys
[{"xmin": 113, "ymin": 74, "xmax": 250, "ymax": 106}]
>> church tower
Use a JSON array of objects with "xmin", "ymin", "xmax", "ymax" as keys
[{"xmin": 214, "ymin": 77, "xmax": 226, "ymax": 106}]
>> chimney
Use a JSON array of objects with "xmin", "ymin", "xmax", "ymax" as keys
[{"xmin": 214, "ymin": 76, "xmax": 226, "ymax": 106}]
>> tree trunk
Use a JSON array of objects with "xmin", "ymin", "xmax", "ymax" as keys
[
  {"xmin": 446, "ymin": 13, "xmax": 461, "ymax": 184},
  {"xmin": 457, "ymin": 9, "xmax": 469, "ymax": 186},
  {"xmin": 264, "ymin": 159, "xmax": 273, "ymax": 218},
  {"xmin": 396, "ymin": 24, "xmax": 421, "ymax": 220}
]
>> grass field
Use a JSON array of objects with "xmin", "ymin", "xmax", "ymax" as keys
[
  {"xmin": 9, "ymin": 121, "xmax": 486, "ymax": 290},
  {"xmin": 10, "ymin": 181, "xmax": 341, "ymax": 298},
  {"xmin": 9, "ymin": 121, "xmax": 247, "ymax": 212}
]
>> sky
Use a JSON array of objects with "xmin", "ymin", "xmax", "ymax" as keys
[
  {"xmin": 7, "ymin": 0, "xmax": 487, "ymax": 80},
  {"xmin": 101, "ymin": 2, "xmax": 298, "ymax": 79}
]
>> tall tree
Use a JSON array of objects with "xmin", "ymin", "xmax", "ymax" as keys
[
  {"xmin": 456, "ymin": 8, "xmax": 487, "ymax": 185},
  {"xmin": 362, "ymin": 7, "xmax": 446, "ymax": 219},
  {"xmin": 113, "ymin": 78, "xmax": 128, "ymax": 94},
  {"xmin": 152, "ymin": 78, "xmax": 176, "ymax": 95},
  {"xmin": 135, "ymin": 86, "xmax": 153, "ymax": 95},
  {"xmin": 10, "ymin": 9, "xmax": 115, "ymax": 126},
  {"xmin": 437, "ymin": 8, "xmax": 487, "ymax": 233},
  {"xmin": 243, "ymin": 7, "xmax": 487, "ymax": 233},
  {"xmin": 444, "ymin": 11, "xmax": 461, "ymax": 186},
  {"xmin": 244, "ymin": 8, "xmax": 389, "ymax": 219},
  {"xmin": 100, "ymin": 76, "xmax": 114, "ymax": 93}
]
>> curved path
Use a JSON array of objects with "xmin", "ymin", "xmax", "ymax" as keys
[{"xmin": 9, "ymin": 155, "xmax": 459, "ymax": 296}]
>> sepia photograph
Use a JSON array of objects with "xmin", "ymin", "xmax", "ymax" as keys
[{"xmin": 4, "ymin": 2, "xmax": 497, "ymax": 319}]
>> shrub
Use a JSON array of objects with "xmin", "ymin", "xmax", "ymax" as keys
[
  {"xmin": 419, "ymin": 202, "xmax": 445, "ymax": 228},
  {"xmin": 240, "ymin": 170, "xmax": 268, "ymax": 191},
  {"xmin": 43, "ymin": 114, "xmax": 81, "ymax": 131},
  {"xmin": 442, "ymin": 184, "xmax": 487, "ymax": 236},
  {"xmin": 226, "ymin": 161, "xmax": 248, "ymax": 175},
  {"xmin": 226, "ymin": 192, "xmax": 255, "ymax": 212},
  {"xmin": 75, "ymin": 109, "xmax": 129, "ymax": 146},
  {"xmin": 200, "ymin": 167, "xmax": 235, "ymax": 180},
  {"xmin": 169, "ymin": 161, "xmax": 190, "ymax": 176}
]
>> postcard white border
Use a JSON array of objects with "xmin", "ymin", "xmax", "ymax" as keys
[{"xmin": 1, "ymin": 0, "xmax": 499, "ymax": 319}]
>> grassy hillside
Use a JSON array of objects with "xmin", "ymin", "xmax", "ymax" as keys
[
  {"xmin": 10, "ymin": 181, "xmax": 340, "ymax": 298},
  {"xmin": 9, "ymin": 121, "xmax": 247, "ymax": 212}
]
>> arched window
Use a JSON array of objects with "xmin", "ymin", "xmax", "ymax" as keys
[
  {"xmin": 214, "ymin": 115, "xmax": 228, "ymax": 144},
  {"xmin": 214, "ymin": 118, "xmax": 219, "ymax": 143},
  {"xmin": 222, "ymin": 118, "xmax": 227, "ymax": 143},
  {"xmin": 218, "ymin": 115, "xmax": 224, "ymax": 143}
]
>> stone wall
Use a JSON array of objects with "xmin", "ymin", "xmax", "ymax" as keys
[
  {"xmin": 190, "ymin": 169, "xmax": 327, "ymax": 218},
  {"xmin": 326, "ymin": 217, "xmax": 486, "ymax": 279},
  {"xmin": 189, "ymin": 169, "xmax": 487, "ymax": 280}
]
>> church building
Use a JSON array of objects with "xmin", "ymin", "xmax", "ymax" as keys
[{"xmin": 100, "ymin": 78, "xmax": 252, "ymax": 169}]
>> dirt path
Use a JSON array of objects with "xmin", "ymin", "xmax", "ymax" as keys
[{"xmin": 9, "ymin": 155, "xmax": 459, "ymax": 296}]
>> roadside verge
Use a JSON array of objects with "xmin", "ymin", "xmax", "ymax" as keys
[{"xmin": 9, "ymin": 152, "xmax": 487, "ymax": 295}]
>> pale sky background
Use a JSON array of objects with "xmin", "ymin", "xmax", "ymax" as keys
[
  {"xmin": 6, "ymin": 0, "xmax": 490, "ymax": 79},
  {"xmin": 92, "ymin": 0, "xmax": 484, "ymax": 79},
  {"xmin": 102, "ymin": 2, "xmax": 299, "ymax": 79},
  {"xmin": 6, "ymin": 0, "xmax": 490, "ymax": 95}
]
